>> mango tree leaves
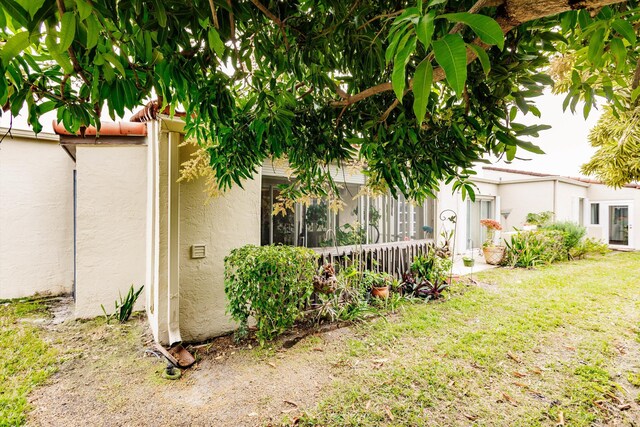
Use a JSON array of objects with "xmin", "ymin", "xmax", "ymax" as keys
[
  {"xmin": 412, "ymin": 58, "xmax": 433, "ymax": 124},
  {"xmin": 440, "ymin": 12, "xmax": 505, "ymax": 50},
  {"xmin": 433, "ymin": 34, "xmax": 467, "ymax": 97}
]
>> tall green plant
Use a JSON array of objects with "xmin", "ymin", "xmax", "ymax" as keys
[
  {"xmin": 224, "ymin": 245, "xmax": 318, "ymax": 345},
  {"xmin": 101, "ymin": 285, "xmax": 144, "ymax": 323}
]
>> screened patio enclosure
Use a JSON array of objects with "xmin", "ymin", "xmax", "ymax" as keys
[{"xmin": 260, "ymin": 177, "xmax": 436, "ymax": 249}]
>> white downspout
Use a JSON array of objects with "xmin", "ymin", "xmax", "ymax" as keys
[{"xmin": 167, "ymin": 131, "xmax": 182, "ymax": 345}]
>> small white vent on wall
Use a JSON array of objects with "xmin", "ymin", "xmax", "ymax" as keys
[{"xmin": 191, "ymin": 244, "xmax": 206, "ymax": 259}]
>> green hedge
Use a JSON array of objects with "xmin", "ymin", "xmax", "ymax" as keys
[{"xmin": 224, "ymin": 245, "xmax": 318, "ymax": 345}]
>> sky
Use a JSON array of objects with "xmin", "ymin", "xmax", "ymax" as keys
[
  {"xmin": 485, "ymin": 89, "xmax": 601, "ymax": 178},
  {"xmin": 1, "ymin": 90, "xmax": 601, "ymax": 177}
]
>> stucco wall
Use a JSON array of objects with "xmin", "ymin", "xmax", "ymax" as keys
[
  {"xmin": 555, "ymin": 182, "xmax": 588, "ymax": 223},
  {"xmin": 74, "ymin": 145, "xmax": 147, "ymax": 317},
  {"xmin": 586, "ymin": 184, "xmax": 640, "ymax": 249},
  {"xmin": 178, "ymin": 142, "xmax": 261, "ymax": 342},
  {"xmin": 497, "ymin": 181, "xmax": 554, "ymax": 230},
  {"xmin": 0, "ymin": 133, "xmax": 74, "ymax": 299}
]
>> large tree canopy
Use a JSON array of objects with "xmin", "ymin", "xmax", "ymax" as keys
[{"xmin": 1, "ymin": 0, "xmax": 639, "ymax": 201}]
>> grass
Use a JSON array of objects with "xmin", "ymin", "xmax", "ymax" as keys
[
  {"xmin": 299, "ymin": 252, "xmax": 640, "ymax": 426},
  {"xmin": 0, "ymin": 298, "xmax": 58, "ymax": 427}
]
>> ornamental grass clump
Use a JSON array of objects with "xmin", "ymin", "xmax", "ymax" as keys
[{"xmin": 224, "ymin": 245, "xmax": 318, "ymax": 345}]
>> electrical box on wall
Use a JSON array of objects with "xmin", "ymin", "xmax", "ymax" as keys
[{"xmin": 191, "ymin": 244, "xmax": 206, "ymax": 259}]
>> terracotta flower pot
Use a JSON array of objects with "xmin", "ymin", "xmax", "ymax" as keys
[
  {"xmin": 372, "ymin": 286, "xmax": 389, "ymax": 299},
  {"xmin": 482, "ymin": 246, "xmax": 505, "ymax": 265}
]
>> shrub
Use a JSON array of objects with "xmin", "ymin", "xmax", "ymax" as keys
[
  {"xmin": 570, "ymin": 238, "xmax": 610, "ymax": 259},
  {"xmin": 361, "ymin": 271, "xmax": 393, "ymax": 289},
  {"xmin": 314, "ymin": 265, "xmax": 376, "ymax": 323},
  {"xmin": 401, "ymin": 247, "xmax": 452, "ymax": 299},
  {"xmin": 503, "ymin": 229, "xmax": 566, "ymax": 268},
  {"xmin": 544, "ymin": 221, "xmax": 586, "ymax": 257},
  {"xmin": 526, "ymin": 211, "xmax": 554, "ymax": 226},
  {"xmin": 224, "ymin": 245, "xmax": 318, "ymax": 345}
]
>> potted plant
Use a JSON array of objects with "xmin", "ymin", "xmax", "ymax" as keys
[
  {"xmin": 462, "ymin": 256, "xmax": 475, "ymax": 267},
  {"xmin": 480, "ymin": 219, "xmax": 505, "ymax": 265},
  {"xmin": 363, "ymin": 271, "xmax": 392, "ymax": 299}
]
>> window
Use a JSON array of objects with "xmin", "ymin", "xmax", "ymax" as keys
[{"xmin": 590, "ymin": 203, "xmax": 600, "ymax": 225}]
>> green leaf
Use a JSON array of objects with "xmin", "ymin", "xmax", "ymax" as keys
[
  {"xmin": 152, "ymin": 0, "xmax": 167, "ymax": 27},
  {"xmin": 208, "ymin": 27, "xmax": 225, "ymax": 58},
  {"xmin": 587, "ymin": 28, "xmax": 604, "ymax": 67},
  {"xmin": 75, "ymin": 0, "xmax": 92, "ymax": 21},
  {"xmin": 515, "ymin": 139, "xmax": 545, "ymax": 155},
  {"xmin": 467, "ymin": 43, "xmax": 490, "ymax": 76},
  {"xmin": 412, "ymin": 58, "xmax": 433, "ymax": 125},
  {"xmin": 46, "ymin": 34, "xmax": 74, "ymax": 73},
  {"xmin": 26, "ymin": 0, "xmax": 46, "ymax": 17},
  {"xmin": 85, "ymin": 14, "xmax": 100, "ymax": 49},
  {"xmin": 103, "ymin": 52, "xmax": 126, "ymax": 76},
  {"xmin": 440, "ymin": 12, "xmax": 504, "ymax": 50},
  {"xmin": 611, "ymin": 19, "xmax": 636, "ymax": 44},
  {"xmin": 428, "ymin": 0, "xmax": 447, "ymax": 6},
  {"xmin": 0, "ymin": 31, "xmax": 30, "ymax": 67},
  {"xmin": 609, "ymin": 38, "xmax": 626, "ymax": 70},
  {"xmin": 60, "ymin": 12, "xmax": 77, "ymax": 51},
  {"xmin": 415, "ymin": 11, "xmax": 435, "ymax": 49},
  {"xmin": 391, "ymin": 37, "xmax": 416, "ymax": 101},
  {"xmin": 0, "ymin": 0, "xmax": 29, "ymax": 27},
  {"xmin": 433, "ymin": 34, "xmax": 467, "ymax": 97}
]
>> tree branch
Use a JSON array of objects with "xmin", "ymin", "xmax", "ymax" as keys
[
  {"xmin": 632, "ymin": 58, "xmax": 640, "ymax": 90},
  {"xmin": 208, "ymin": 0, "xmax": 220, "ymax": 29},
  {"xmin": 56, "ymin": 0, "xmax": 91, "ymax": 88},
  {"xmin": 330, "ymin": 0, "xmax": 627, "ymax": 108},
  {"xmin": 250, "ymin": 0, "xmax": 290, "ymax": 50}
]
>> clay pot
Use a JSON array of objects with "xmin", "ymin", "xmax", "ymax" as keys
[
  {"xmin": 482, "ymin": 246, "xmax": 505, "ymax": 265},
  {"xmin": 372, "ymin": 286, "xmax": 389, "ymax": 299}
]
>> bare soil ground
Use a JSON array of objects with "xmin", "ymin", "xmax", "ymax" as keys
[{"xmin": 27, "ymin": 305, "xmax": 354, "ymax": 427}]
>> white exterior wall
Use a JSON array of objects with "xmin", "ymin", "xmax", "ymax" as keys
[
  {"xmin": 0, "ymin": 132, "xmax": 74, "ymax": 299},
  {"xmin": 178, "ymin": 142, "xmax": 261, "ymax": 342},
  {"xmin": 496, "ymin": 181, "xmax": 555, "ymax": 230},
  {"xmin": 437, "ymin": 180, "xmax": 500, "ymax": 253},
  {"xmin": 74, "ymin": 145, "xmax": 147, "ymax": 317},
  {"xmin": 586, "ymin": 184, "xmax": 640, "ymax": 249},
  {"xmin": 555, "ymin": 182, "xmax": 588, "ymax": 222}
]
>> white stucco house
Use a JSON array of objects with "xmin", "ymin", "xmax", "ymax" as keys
[{"xmin": 1, "ymin": 109, "xmax": 637, "ymax": 344}]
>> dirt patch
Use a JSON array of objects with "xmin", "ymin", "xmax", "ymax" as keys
[{"xmin": 27, "ymin": 309, "xmax": 355, "ymax": 427}]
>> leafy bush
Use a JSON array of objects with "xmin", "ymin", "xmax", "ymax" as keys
[
  {"xmin": 526, "ymin": 211, "xmax": 554, "ymax": 226},
  {"xmin": 401, "ymin": 247, "xmax": 452, "ymax": 299},
  {"xmin": 361, "ymin": 270, "xmax": 393, "ymax": 289},
  {"xmin": 570, "ymin": 238, "xmax": 610, "ymax": 259},
  {"xmin": 503, "ymin": 229, "xmax": 566, "ymax": 268},
  {"xmin": 101, "ymin": 284, "xmax": 144, "ymax": 323},
  {"xmin": 314, "ymin": 265, "xmax": 377, "ymax": 323},
  {"xmin": 544, "ymin": 221, "xmax": 586, "ymax": 257},
  {"xmin": 224, "ymin": 245, "xmax": 318, "ymax": 345}
]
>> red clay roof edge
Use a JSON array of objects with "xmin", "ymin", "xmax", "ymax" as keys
[{"xmin": 52, "ymin": 120, "xmax": 147, "ymax": 137}]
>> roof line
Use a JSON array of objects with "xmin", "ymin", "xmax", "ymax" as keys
[{"xmin": 483, "ymin": 166, "xmax": 640, "ymax": 190}]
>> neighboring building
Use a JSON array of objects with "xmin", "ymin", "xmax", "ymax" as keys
[{"xmin": 0, "ymin": 112, "xmax": 637, "ymax": 344}]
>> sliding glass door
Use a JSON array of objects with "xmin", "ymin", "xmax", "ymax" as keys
[
  {"xmin": 608, "ymin": 205, "xmax": 629, "ymax": 246},
  {"xmin": 466, "ymin": 198, "xmax": 494, "ymax": 250}
]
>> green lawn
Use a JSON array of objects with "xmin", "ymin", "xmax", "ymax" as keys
[
  {"xmin": 299, "ymin": 252, "xmax": 640, "ymax": 426},
  {"xmin": 0, "ymin": 299, "xmax": 58, "ymax": 427}
]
